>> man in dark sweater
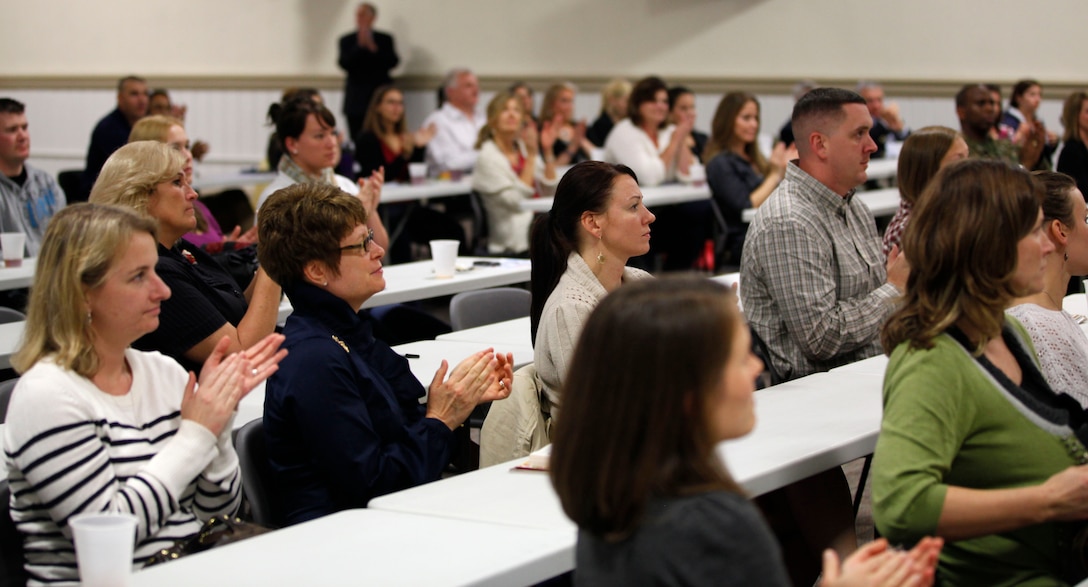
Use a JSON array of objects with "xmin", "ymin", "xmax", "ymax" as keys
[{"xmin": 79, "ymin": 76, "xmax": 148, "ymax": 200}]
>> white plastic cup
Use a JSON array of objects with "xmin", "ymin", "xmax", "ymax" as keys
[
  {"xmin": 70, "ymin": 513, "xmax": 137, "ymax": 587},
  {"xmin": 408, "ymin": 163, "xmax": 428, "ymax": 185},
  {"xmin": 429, "ymin": 239, "xmax": 459, "ymax": 278},
  {"xmin": 0, "ymin": 233, "xmax": 25, "ymax": 268}
]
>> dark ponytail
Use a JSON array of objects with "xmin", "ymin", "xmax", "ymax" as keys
[{"xmin": 529, "ymin": 161, "xmax": 637, "ymax": 344}]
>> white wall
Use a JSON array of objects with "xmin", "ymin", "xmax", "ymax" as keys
[{"xmin": 3, "ymin": 0, "xmax": 1086, "ymax": 81}]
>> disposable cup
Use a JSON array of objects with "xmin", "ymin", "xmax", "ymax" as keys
[
  {"xmin": 408, "ymin": 163, "xmax": 428, "ymax": 185},
  {"xmin": 0, "ymin": 233, "xmax": 25, "ymax": 268},
  {"xmin": 430, "ymin": 239, "xmax": 459, "ymax": 279},
  {"xmin": 70, "ymin": 512, "xmax": 137, "ymax": 587}
]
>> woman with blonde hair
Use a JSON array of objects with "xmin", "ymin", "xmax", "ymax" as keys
[
  {"xmin": 4, "ymin": 203, "xmax": 284, "ymax": 583},
  {"xmin": 874, "ymin": 159, "xmax": 1088, "ymax": 585},
  {"xmin": 471, "ymin": 91, "xmax": 558, "ymax": 255},
  {"xmin": 552, "ymin": 276, "xmax": 941, "ymax": 586},
  {"xmin": 130, "ymin": 115, "xmax": 258, "ymax": 248},
  {"xmin": 89, "ymin": 141, "xmax": 282, "ymax": 373},
  {"xmin": 881, "ymin": 126, "xmax": 968, "ymax": 256},
  {"xmin": 703, "ymin": 91, "xmax": 793, "ymax": 265},
  {"xmin": 586, "ymin": 78, "xmax": 631, "ymax": 147},
  {"xmin": 539, "ymin": 82, "xmax": 593, "ymax": 166}
]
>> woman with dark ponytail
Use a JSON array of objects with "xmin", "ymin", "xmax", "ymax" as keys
[{"xmin": 529, "ymin": 161, "xmax": 654, "ymax": 417}]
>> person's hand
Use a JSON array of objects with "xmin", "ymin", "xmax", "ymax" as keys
[
  {"xmin": 183, "ymin": 337, "xmax": 249, "ymax": 437},
  {"xmin": 425, "ymin": 349, "xmax": 502, "ymax": 429},
  {"xmin": 880, "ymin": 102, "xmax": 904, "ymax": 133},
  {"xmin": 170, "ymin": 103, "xmax": 188, "ymax": 122},
  {"xmin": 1039, "ymin": 464, "xmax": 1088, "ymax": 521},
  {"xmin": 821, "ymin": 538, "xmax": 938, "ymax": 587},
  {"xmin": 478, "ymin": 352, "xmax": 514, "ymax": 403},
  {"xmin": 414, "ymin": 123, "xmax": 437, "ymax": 147},
  {"xmin": 540, "ymin": 119, "xmax": 559, "ymax": 156},
  {"xmin": 357, "ymin": 28, "xmax": 377, "ymax": 51},
  {"xmin": 191, "ymin": 140, "xmax": 209, "ymax": 162},
  {"xmin": 238, "ymin": 333, "xmax": 287, "ymax": 390},
  {"xmin": 674, "ymin": 114, "xmax": 694, "ymax": 137},
  {"xmin": 357, "ymin": 167, "xmax": 384, "ymax": 216},
  {"xmin": 521, "ymin": 122, "xmax": 540, "ymax": 156},
  {"xmin": 886, "ymin": 244, "xmax": 909, "ymax": 292},
  {"xmin": 769, "ymin": 142, "xmax": 790, "ymax": 175},
  {"xmin": 223, "ymin": 224, "xmax": 259, "ymax": 245}
]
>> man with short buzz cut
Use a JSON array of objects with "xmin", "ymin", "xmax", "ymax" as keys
[
  {"xmin": 79, "ymin": 75, "xmax": 149, "ymax": 200},
  {"xmin": 956, "ymin": 83, "xmax": 1042, "ymax": 168},
  {"xmin": 741, "ymin": 87, "xmax": 908, "ymax": 383},
  {"xmin": 0, "ymin": 98, "xmax": 66, "ymax": 257},
  {"xmin": 423, "ymin": 68, "xmax": 483, "ymax": 172}
]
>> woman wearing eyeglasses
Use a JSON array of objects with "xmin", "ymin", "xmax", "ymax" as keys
[{"xmin": 257, "ymin": 183, "xmax": 514, "ymax": 525}]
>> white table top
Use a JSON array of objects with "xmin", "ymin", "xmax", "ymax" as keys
[
  {"xmin": 191, "ymin": 171, "xmax": 277, "ymax": 192},
  {"xmin": 437, "ymin": 317, "xmax": 532, "ymax": 348},
  {"xmin": 743, "ymin": 187, "xmax": 901, "ymax": 223},
  {"xmin": 391, "ymin": 339, "xmax": 535, "ymax": 400},
  {"xmin": 0, "ymin": 259, "xmax": 35, "ymax": 291},
  {"xmin": 130, "ymin": 508, "xmax": 575, "ymax": 587},
  {"xmin": 829, "ymin": 353, "xmax": 889, "ymax": 376},
  {"xmin": 719, "ymin": 371, "xmax": 884, "ymax": 496},
  {"xmin": 277, "ymin": 257, "xmax": 531, "ymax": 323},
  {"xmin": 519, "ymin": 182, "xmax": 710, "ymax": 213},
  {"xmin": 865, "ymin": 157, "xmax": 899, "ymax": 180},
  {"xmin": 371, "ymin": 368, "xmax": 884, "ymax": 530},
  {"xmin": 381, "ymin": 177, "xmax": 473, "ymax": 204}
]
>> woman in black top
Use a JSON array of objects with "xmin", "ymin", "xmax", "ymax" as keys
[{"xmin": 90, "ymin": 141, "xmax": 281, "ymax": 372}]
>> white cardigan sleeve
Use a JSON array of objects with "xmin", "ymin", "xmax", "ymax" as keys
[
  {"xmin": 472, "ymin": 140, "xmax": 535, "ymax": 211},
  {"xmin": 604, "ymin": 120, "xmax": 667, "ymax": 186}
]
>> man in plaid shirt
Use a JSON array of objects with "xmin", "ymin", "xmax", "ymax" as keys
[{"xmin": 740, "ymin": 88, "xmax": 909, "ymax": 382}]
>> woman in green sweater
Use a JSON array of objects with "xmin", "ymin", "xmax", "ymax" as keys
[{"xmin": 873, "ymin": 159, "xmax": 1088, "ymax": 586}]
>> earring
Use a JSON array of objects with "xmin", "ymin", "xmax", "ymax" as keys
[
  {"xmin": 86, "ymin": 310, "xmax": 92, "ymax": 324},
  {"xmin": 596, "ymin": 233, "xmax": 605, "ymax": 265},
  {"xmin": 1065, "ymin": 252, "xmax": 1070, "ymax": 262},
  {"xmin": 292, "ymin": 150, "xmax": 299, "ymax": 155},
  {"xmin": 323, "ymin": 281, "xmax": 328, "ymax": 286}
]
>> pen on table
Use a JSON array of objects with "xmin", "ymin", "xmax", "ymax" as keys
[{"xmin": 403, "ymin": 353, "xmax": 420, "ymax": 359}]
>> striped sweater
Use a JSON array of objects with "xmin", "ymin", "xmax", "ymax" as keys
[{"xmin": 2, "ymin": 349, "xmax": 241, "ymax": 586}]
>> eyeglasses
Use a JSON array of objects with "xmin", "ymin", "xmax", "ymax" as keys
[{"xmin": 339, "ymin": 228, "xmax": 374, "ymax": 254}]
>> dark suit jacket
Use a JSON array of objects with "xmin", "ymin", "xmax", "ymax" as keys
[{"xmin": 338, "ymin": 30, "xmax": 399, "ymax": 125}]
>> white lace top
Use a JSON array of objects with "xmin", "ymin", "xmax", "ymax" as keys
[{"xmin": 1006, "ymin": 303, "xmax": 1088, "ymax": 408}]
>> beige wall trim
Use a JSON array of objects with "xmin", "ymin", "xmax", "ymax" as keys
[{"xmin": 2, "ymin": 75, "xmax": 1085, "ymax": 98}]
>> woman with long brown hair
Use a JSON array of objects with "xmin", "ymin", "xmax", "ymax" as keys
[
  {"xmin": 703, "ymin": 91, "xmax": 793, "ymax": 264},
  {"xmin": 874, "ymin": 159, "xmax": 1088, "ymax": 585},
  {"xmin": 551, "ymin": 276, "xmax": 941, "ymax": 586}
]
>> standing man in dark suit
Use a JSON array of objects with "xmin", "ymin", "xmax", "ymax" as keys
[{"xmin": 338, "ymin": 3, "xmax": 399, "ymax": 138}]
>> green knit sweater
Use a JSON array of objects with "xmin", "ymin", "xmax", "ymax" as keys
[{"xmin": 873, "ymin": 322, "xmax": 1088, "ymax": 586}]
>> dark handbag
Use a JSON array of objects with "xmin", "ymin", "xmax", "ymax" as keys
[
  {"xmin": 206, "ymin": 243, "xmax": 260, "ymax": 291},
  {"xmin": 142, "ymin": 515, "xmax": 271, "ymax": 567}
]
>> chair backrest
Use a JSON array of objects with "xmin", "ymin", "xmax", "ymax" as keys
[
  {"xmin": 479, "ymin": 363, "xmax": 551, "ymax": 468},
  {"xmin": 234, "ymin": 418, "xmax": 279, "ymax": 528},
  {"xmin": 0, "ymin": 481, "xmax": 27, "ymax": 587},
  {"xmin": 57, "ymin": 170, "xmax": 85, "ymax": 204},
  {"xmin": 0, "ymin": 378, "xmax": 18, "ymax": 424},
  {"xmin": 467, "ymin": 191, "xmax": 490, "ymax": 255},
  {"xmin": 449, "ymin": 287, "xmax": 531, "ymax": 331},
  {"xmin": 0, "ymin": 309, "xmax": 25, "ymax": 326}
]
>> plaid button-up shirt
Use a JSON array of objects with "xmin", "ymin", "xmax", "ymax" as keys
[{"xmin": 740, "ymin": 162, "xmax": 899, "ymax": 381}]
